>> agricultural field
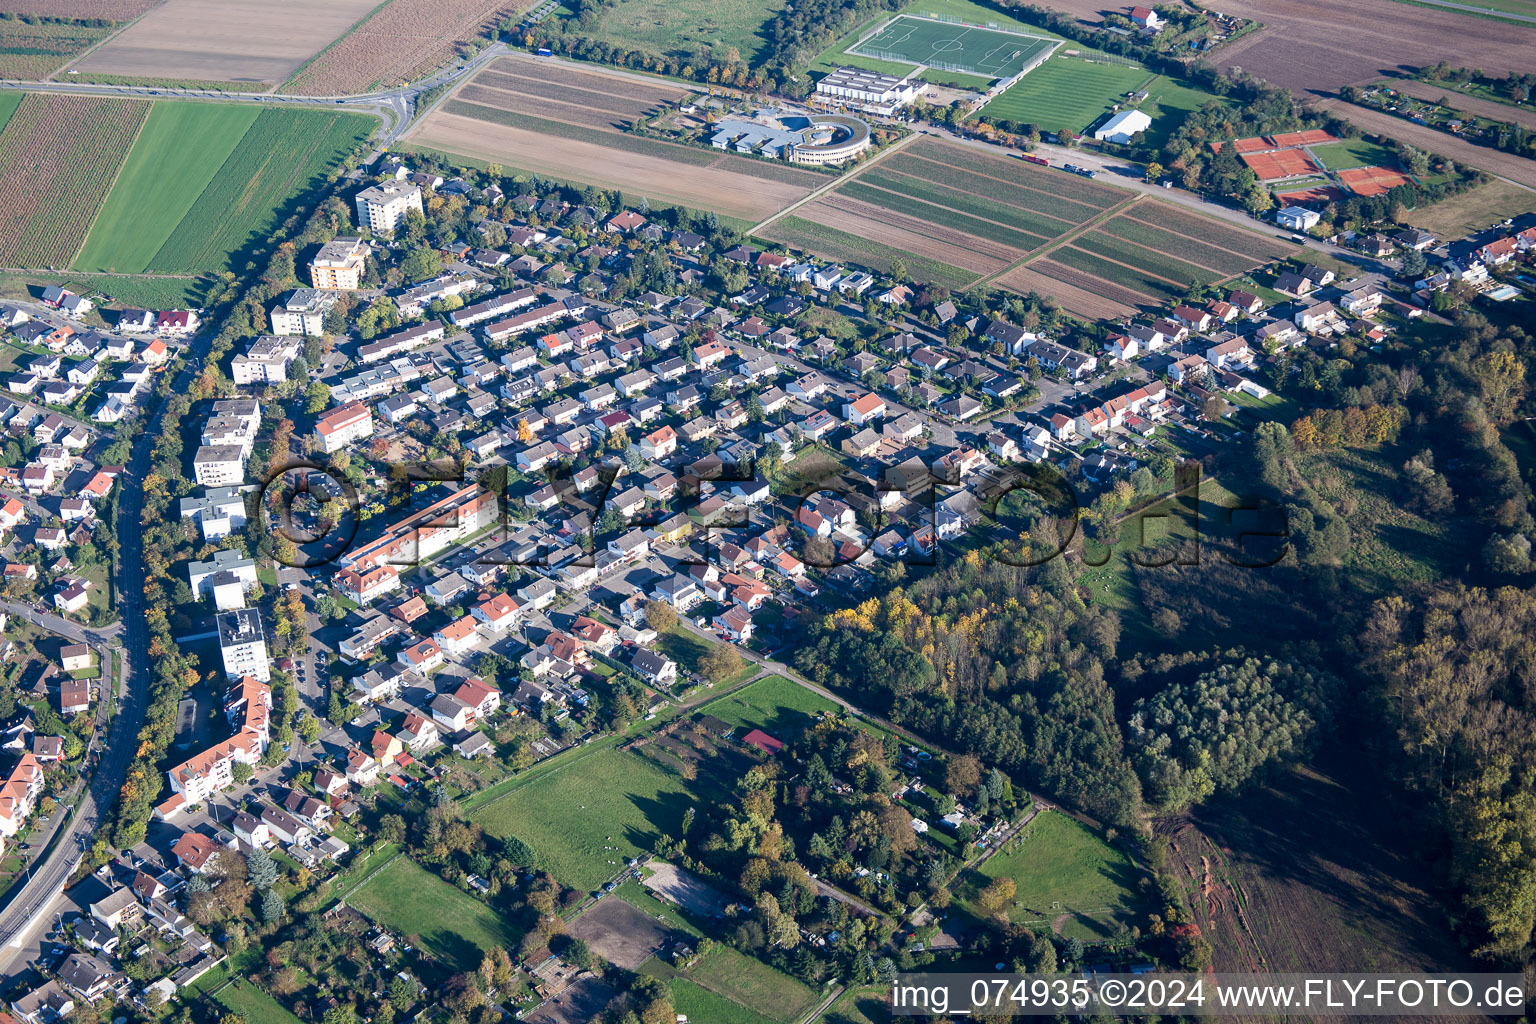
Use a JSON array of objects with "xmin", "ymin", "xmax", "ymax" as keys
[
  {"xmin": 980, "ymin": 51, "xmax": 1151, "ymax": 132},
  {"xmin": 759, "ymin": 136, "xmax": 1126, "ymax": 290},
  {"xmin": 0, "ymin": 92, "xmax": 19, "ymax": 130},
  {"xmin": 73, "ymin": 102, "xmax": 259, "ymax": 272},
  {"xmin": 280, "ymin": 0, "xmax": 524, "ymax": 94},
  {"xmin": 1404, "ymin": 178, "xmax": 1536, "ymax": 238},
  {"xmin": 406, "ymin": 58, "xmax": 821, "ymax": 222},
  {"xmin": 346, "ymin": 856, "xmax": 524, "ymax": 971},
  {"xmin": 77, "ymin": 104, "xmax": 372, "ymax": 273},
  {"xmin": 71, "ymin": 0, "xmax": 382, "ymax": 84},
  {"xmin": 959, "ymin": 810, "xmax": 1141, "ymax": 942},
  {"xmin": 1161, "ymin": 762, "xmax": 1476, "ymax": 973},
  {"xmin": 850, "ymin": 14, "xmax": 1056, "ymax": 80},
  {"xmin": 579, "ymin": 0, "xmax": 789, "ymax": 67},
  {"xmin": 454, "ymin": 56, "xmax": 689, "ymax": 132},
  {"xmin": 0, "ymin": 0, "xmax": 157, "ymax": 15},
  {"xmin": 820, "ymin": 986, "xmax": 890, "ymax": 1024},
  {"xmin": 998, "ymin": 198, "xmax": 1293, "ymax": 316},
  {"xmin": 0, "ymin": 17, "xmax": 115, "ymax": 78},
  {"xmin": 0, "ymin": 92, "xmax": 146, "ymax": 268},
  {"xmin": 470, "ymin": 745, "xmax": 694, "ymax": 892}
]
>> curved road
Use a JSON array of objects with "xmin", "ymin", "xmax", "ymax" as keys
[
  {"xmin": 0, "ymin": 308, "xmax": 222, "ymax": 959},
  {"xmin": 0, "ymin": 41, "xmax": 509, "ymax": 146}
]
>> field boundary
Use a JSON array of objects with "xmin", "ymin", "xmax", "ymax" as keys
[
  {"xmin": 746, "ymin": 131, "xmax": 920, "ymax": 235},
  {"xmin": 968, "ymin": 190, "xmax": 1139, "ymax": 290},
  {"xmin": 276, "ymin": 0, "xmax": 397, "ymax": 94},
  {"xmin": 66, "ymin": 94, "xmax": 151, "ymax": 269}
]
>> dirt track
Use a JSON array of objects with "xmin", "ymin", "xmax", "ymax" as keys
[
  {"xmin": 407, "ymin": 111, "xmax": 815, "ymax": 221},
  {"xmin": 1310, "ymin": 98, "xmax": 1536, "ymax": 189}
]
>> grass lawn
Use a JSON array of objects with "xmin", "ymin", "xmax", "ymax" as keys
[
  {"xmin": 639, "ymin": 943, "xmax": 816, "ymax": 1024},
  {"xmin": 0, "ymin": 270, "xmax": 207, "ymax": 310},
  {"xmin": 74, "ymin": 102, "xmax": 260, "ymax": 274},
  {"xmin": 1309, "ymin": 137, "xmax": 1401, "ymax": 172},
  {"xmin": 470, "ymin": 746, "xmax": 694, "ymax": 892},
  {"xmin": 1405, "ymin": 179, "xmax": 1536, "ymax": 239},
  {"xmin": 960, "ymin": 811, "xmax": 1140, "ymax": 942},
  {"xmin": 1137, "ymin": 74, "xmax": 1232, "ymax": 149},
  {"xmin": 696, "ymin": 673, "xmax": 836, "ymax": 735},
  {"xmin": 823, "ymin": 985, "xmax": 890, "ymax": 1024},
  {"xmin": 689, "ymin": 945, "xmax": 819, "ymax": 1023},
  {"xmin": 980, "ymin": 52, "xmax": 1151, "ymax": 132},
  {"xmin": 347, "ymin": 856, "xmax": 523, "ymax": 971},
  {"xmin": 668, "ymin": 977, "xmax": 781, "ymax": 1024},
  {"xmin": 214, "ymin": 978, "xmax": 305, "ymax": 1024},
  {"xmin": 583, "ymin": 0, "xmax": 789, "ymax": 65},
  {"xmin": 616, "ymin": 877, "xmax": 705, "ymax": 937}
]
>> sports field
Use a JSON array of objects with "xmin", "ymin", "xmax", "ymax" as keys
[
  {"xmin": 470, "ymin": 745, "xmax": 694, "ymax": 892},
  {"xmin": 1309, "ymin": 137, "xmax": 1401, "ymax": 172},
  {"xmin": 850, "ymin": 14, "xmax": 1055, "ymax": 78},
  {"xmin": 347, "ymin": 856, "xmax": 524, "ymax": 970},
  {"xmin": 980, "ymin": 52, "xmax": 1151, "ymax": 131},
  {"xmin": 74, "ymin": 103, "xmax": 373, "ymax": 273},
  {"xmin": 960, "ymin": 810, "xmax": 1141, "ymax": 941}
]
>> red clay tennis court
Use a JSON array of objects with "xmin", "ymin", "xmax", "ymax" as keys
[
  {"xmin": 1338, "ymin": 165, "xmax": 1412, "ymax": 196},
  {"xmin": 1240, "ymin": 148, "xmax": 1322, "ymax": 181},
  {"xmin": 1269, "ymin": 129, "xmax": 1338, "ymax": 148},
  {"xmin": 1276, "ymin": 184, "xmax": 1349, "ymax": 205}
]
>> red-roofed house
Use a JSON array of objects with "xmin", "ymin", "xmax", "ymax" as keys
[{"xmin": 741, "ymin": 729, "xmax": 784, "ymax": 755}]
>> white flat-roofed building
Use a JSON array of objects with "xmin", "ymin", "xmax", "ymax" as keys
[
  {"xmin": 232, "ymin": 335, "xmax": 302, "ymax": 384},
  {"xmin": 193, "ymin": 445, "xmax": 246, "ymax": 487},
  {"xmin": 815, "ymin": 66, "xmax": 926, "ymax": 114},
  {"xmin": 355, "ymin": 181, "xmax": 423, "ymax": 234},
  {"xmin": 269, "ymin": 288, "xmax": 336, "ymax": 336},
  {"xmin": 217, "ymin": 608, "xmax": 270, "ymax": 683}
]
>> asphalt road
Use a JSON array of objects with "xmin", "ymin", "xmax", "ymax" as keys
[
  {"xmin": 0, "ymin": 288, "xmax": 224, "ymax": 963},
  {"xmin": 0, "ymin": 42, "xmax": 509, "ymax": 147}
]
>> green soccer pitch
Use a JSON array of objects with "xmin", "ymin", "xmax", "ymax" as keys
[{"xmin": 849, "ymin": 14, "xmax": 1056, "ymax": 78}]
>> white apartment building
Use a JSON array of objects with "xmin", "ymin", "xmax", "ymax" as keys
[
  {"xmin": 193, "ymin": 445, "xmax": 246, "ymax": 487},
  {"xmin": 268, "ymin": 289, "xmax": 336, "ymax": 337},
  {"xmin": 355, "ymin": 181, "xmax": 424, "ymax": 234},
  {"xmin": 217, "ymin": 608, "xmax": 270, "ymax": 683},
  {"xmin": 231, "ymin": 336, "xmax": 303, "ymax": 385}
]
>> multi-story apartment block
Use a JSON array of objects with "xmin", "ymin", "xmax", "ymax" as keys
[
  {"xmin": 217, "ymin": 608, "xmax": 270, "ymax": 683},
  {"xmin": 308, "ymin": 237, "xmax": 369, "ymax": 290},
  {"xmin": 231, "ymin": 336, "xmax": 303, "ymax": 385},
  {"xmin": 268, "ymin": 288, "xmax": 336, "ymax": 336},
  {"xmin": 314, "ymin": 401, "xmax": 374, "ymax": 454},
  {"xmin": 355, "ymin": 181, "xmax": 423, "ymax": 234}
]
